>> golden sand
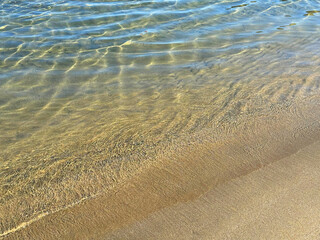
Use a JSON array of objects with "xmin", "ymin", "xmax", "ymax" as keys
[
  {"xmin": 3, "ymin": 94, "xmax": 320, "ymax": 239},
  {"xmin": 2, "ymin": 1, "xmax": 320, "ymax": 239},
  {"xmin": 108, "ymin": 140, "xmax": 320, "ymax": 240}
]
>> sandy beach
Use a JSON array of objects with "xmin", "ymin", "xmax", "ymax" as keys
[
  {"xmin": 2, "ymin": 1, "xmax": 320, "ymax": 239},
  {"xmin": 3, "ymin": 95, "xmax": 320, "ymax": 240},
  {"xmin": 108, "ymin": 139, "xmax": 320, "ymax": 240}
]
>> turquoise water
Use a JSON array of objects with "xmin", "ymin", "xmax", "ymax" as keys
[{"xmin": 1, "ymin": 0, "xmax": 320, "ymax": 236}]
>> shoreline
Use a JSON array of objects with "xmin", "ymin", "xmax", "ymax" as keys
[
  {"xmin": 4, "ymin": 94, "xmax": 320, "ymax": 239},
  {"xmin": 108, "ymin": 139, "xmax": 320, "ymax": 240}
]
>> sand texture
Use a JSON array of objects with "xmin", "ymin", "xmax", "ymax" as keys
[
  {"xmin": 2, "ymin": 1, "xmax": 320, "ymax": 239},
  {"xmin": 107, "ymin": 140, "xmax": 320, "ymax": 240},
  {"xmin": 3, "ymin": 95, "xmax": 320, "ymax": 240}
]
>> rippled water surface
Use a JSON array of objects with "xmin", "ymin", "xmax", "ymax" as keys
[{"xmin": 1, "ymin": 0, "xmax": 320, "ymax": 237}]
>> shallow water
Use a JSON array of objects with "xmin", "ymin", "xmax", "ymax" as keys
[{"xmin": 1, "ymin": 0, "xmax": 320, "ymax": 237}]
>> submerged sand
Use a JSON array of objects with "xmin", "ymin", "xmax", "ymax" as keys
[
  {"xmin": 2, "ymin": 1, "xmax": 320, "ymax": 239},
  {"xmin": 3, "ymin": 94, "xmax": 320, "ymax": 239},
  {"xmin": 3, "ymin": 30, "xmax": 320, "ymax": 239}
]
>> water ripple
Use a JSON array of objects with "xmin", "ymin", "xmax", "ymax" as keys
[{"xmin": 1, "ymin": 0, "xmax": 320, "ymax": 235}]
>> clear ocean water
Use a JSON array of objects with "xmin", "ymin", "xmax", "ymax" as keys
[{"xmin": 1, "ymin": 0, "xmax": 320, "ymax": 236}]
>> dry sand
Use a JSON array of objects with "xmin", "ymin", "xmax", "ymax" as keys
[{"xmin": 3, "ymin": 95, "xmax": 320, "ymax": 240}]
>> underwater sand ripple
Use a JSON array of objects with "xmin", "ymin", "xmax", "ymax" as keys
[{"xmin": 2, "ymin": 94, "xmax": 320, "ymax": 239}]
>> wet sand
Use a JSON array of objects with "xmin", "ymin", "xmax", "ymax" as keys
[
  {"xmin": 3, "ymin": 95, "xmax": 320, "ymax": 239},
  {"xmin": 108, "ymin": 139, "xmax": 320, "ymax": 240},
  {"xmin": 2, "ymin": 1, "xmax": 320, "ymax": 239}
]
